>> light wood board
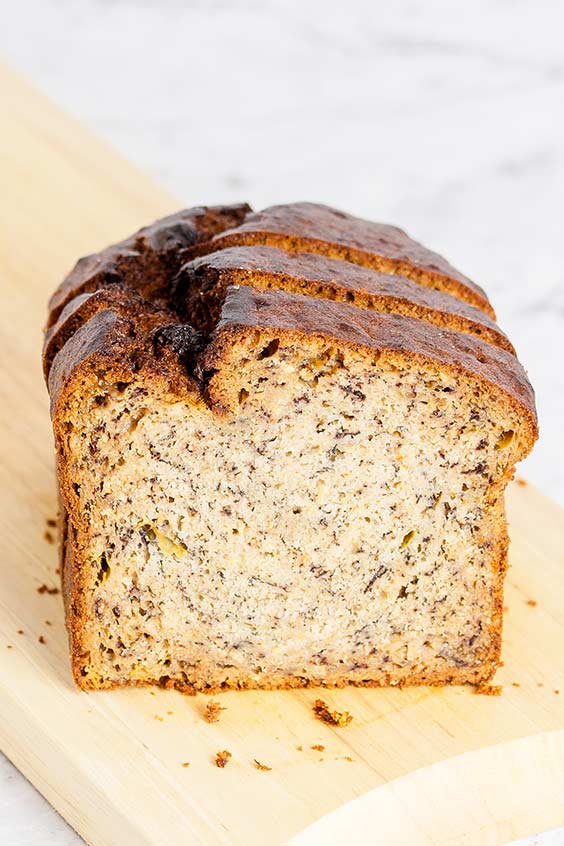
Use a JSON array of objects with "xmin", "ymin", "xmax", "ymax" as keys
[{"xmin": 0, "ymin": 62, "xmax": 563, "ymax": 846}]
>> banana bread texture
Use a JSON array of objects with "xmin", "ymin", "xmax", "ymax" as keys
[{"xmin": 43, "ymin": 203, "xmax": 537, "ymax": 693}]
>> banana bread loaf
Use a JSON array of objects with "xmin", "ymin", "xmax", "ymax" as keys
[{"xmin": 44, "ymin": 202, "xmax": 537, "ymax": 693}]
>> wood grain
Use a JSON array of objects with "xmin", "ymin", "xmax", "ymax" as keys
[{"xmin": 0, "ymin": 62, "xmax": 563, "ymax": 846}]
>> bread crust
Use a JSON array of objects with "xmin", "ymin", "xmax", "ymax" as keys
[
  {"xmin": 47, "ymin": 204, "xmax": 250, "ymax": 328},
  {"xmin": 43, "ymin": 287, "xmax": 172, "ymax": 379},
  {"xmin": 194, "ymin": 202, "xmax": 495, "ymax": 318},
  {"xmin": 176, "ymin": 245, "xmax": 514, "ymax": 351},
  {"xmin": 43, "ymin": 203, "xmax": 537, "ymax": 694}
]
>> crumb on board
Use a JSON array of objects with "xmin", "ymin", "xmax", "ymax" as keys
[
  {"xmin": 338, "ymin": 756, "xmax": 354, "ymax": 762},
  {"xmin": 526, "ymin": 599, "xmax": 537, "ymax": 607},
  {"xmin": 6, "ymin": 645, "xmax": 13, "ymax": 650},
  {"xmin": 37, "ymin": 584, "xmax": 60, "ymax": 595},
  {"xmin": 55, "ymin": 567, "xmax": 61, "ymax": 575},
  {"xmin": 311, "ymin": 744, "xmax": 325, "ymax": 752},
  {"xmin": 17, "ymin": 630, "xmax": 24, "ymax": 635},
  {"xmin": 215, "ymin": 750, "xmax": 232, "ymax": 768},
  {"xmin": 313, "ymin": 699, "xmax": 353, "ymax": 727},
  {"xmin": 555, "ymin": 690, "xmax": 560, "ymax": 695},
  {"xmin": 38, "ymin": 635, "xmax": 46, "ymax": 644},
  {"xmin": 511, "ymin": 682, "xmax": 521, "ymax": 687},
  {"xmin": 181, "ymin": 762, "xmax": 190, "ymax": 768},
  {"xmin": 45, "ymin": 620, "xmax": 52, "ymax": 626},
  {"xmin": 537, "ymin": 683, "xmax": 544, "ymax": 688},
  {"xmin": 474, "ymin": 683, "xmax": 502, "ymax": 696},
  {"xmin": 46, "ymin": 518, "xmax": 57, "ymax": 527},
  {"xmin": 516, "ymin": 478, "xmax": 527, "ymax": 487},
  {"xmin": 296, "ymin": 745, "xmax": 303, "ymax": 751},
  {"xmin": 204, "ymin": 699, "xmax": 225, "ymax": 723},
  {"xmin": 44, "ymin": 531, "xmax": 54, "ymax": 544},
  {"xmin": 167, "ymin": 710, "xmax": 174, "ymax": 715},
  {"xmin": 154, "ymin": 715, "xmax": 164, "ymax": 722},
  {"xmin": 253, "ymin": 759, "xmax": 272, "ymax": 771}
]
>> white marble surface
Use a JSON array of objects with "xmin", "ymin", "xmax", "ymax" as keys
[{"xmin": 1, "ymin": 0, "xmax": 563, "ymax": 843}]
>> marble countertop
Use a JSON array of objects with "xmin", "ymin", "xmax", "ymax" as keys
[{"xmin": 1, "ymin": 0, "xmax": 563, "ymax": 842}]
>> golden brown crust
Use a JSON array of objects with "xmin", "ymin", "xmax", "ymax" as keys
[
  {"xmin": 177, "ymin": 245, "xmax": 513, "ymax": 351},
  {"xmin": 197, "ymin": 202, "xmax": 495, "ymax": 318}
]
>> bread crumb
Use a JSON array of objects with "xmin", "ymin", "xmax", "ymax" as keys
[
  {"xmin": 339, "ymin": 756, "xmax": 354, "ymax": 762},
  {"xmin": 44, "ymin": 531, "xmax": 54, "ymax": 544},
  {"xmin": 37, "ymin": 584, "xmax": 60, "ymax": 595},
  {"xmin": 167, "ymin": 710, "xmax": 174, "ymax": 715},
  {"xmin": 17, "ymin": 629, "xmax": 24, "ymax": 635},
  {"xmin": 311, "ymin": 744, "xmax": 325, "ymax": 752},
  {"xmin": 253, "ymin": 759, "xmax": 272, "ymax": 771},
  {"xmin": 526, "ymin": 599, "xmax": 537, "ymax": 607},
  {"xmin": 154, "ymin": 715, "xmax": 164, "ymax": 722},
  {"xmin": 516, "ymin": 478, "xmax": 527, "ymax": 487},
  {"xmin": 55, "ymin": 567, "xmax": 61, "ymax": 575},
  {"xmin": 555, "ymin": 690, "xmax": 560, "ymax": 695},
  {"xmin": 296, "ymin": 745, "xmax": 303, "ymax": 751},
  {"xmin": 474, "ymin": 683, "xmax": 502, "ymax": 696},
  {"xmin": 45, "ymin": 620, "xmax": 52, "ymax": 626},
  {"xmin": 46, "ymin": 517, "xmax": 57, "ymax": 527},
  {"xmin": 537, "ymin": 682, "xmax": 544, "ymax": 688},
  {"xmin": 6, "ymin": 645, "xmax": 13, "ymax": 650},
  {"xmin": 215, "ymin": 750, "xmax": 231, "ymax": 768},
  {"xmin": 181, "ymin": 762, "xmax": 190, "ymax": 768},
  {"xmin": 511, "ymin": 682, "xmax": 520, "ymax": 687},
  {"xmin": 38, "ymin": 635, "xmax": 46, "ymax": 644},
  {"xmin": 313, "ymin": 699, "xmax": 353, "ymax": 727},
  {"xmin": 204, "ymin": 699, "xmax": 225, "ymax": 723}
]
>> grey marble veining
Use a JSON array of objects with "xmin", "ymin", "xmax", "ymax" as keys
[{"xmin": 1, "ymin": 1, "xmax": 563, "ymax": 843}]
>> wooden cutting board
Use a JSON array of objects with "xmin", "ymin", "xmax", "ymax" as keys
[{"xmin": 1, "ymin": 62, "xmax": 563, "ymax": 846}]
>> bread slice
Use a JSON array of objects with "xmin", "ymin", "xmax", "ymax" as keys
[
  {"xmin": 174, "ymin": 245, "xmax": 513, "ymax": 351},
  {"xmin": 44, "ymin": 203, "xmax": 537, "ymax": 693},
  {"xmin": 195, "ymin": 202, "xmax": 495, "ymax": 317}
]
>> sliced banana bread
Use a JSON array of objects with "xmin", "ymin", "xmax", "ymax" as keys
[{"xmin": 44, "ymin": 203, "xmax": 537, "ymax": 693}]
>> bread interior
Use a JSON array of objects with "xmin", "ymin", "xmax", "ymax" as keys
[{"xmin": 62, "ymin": 334, "xmax": 525, "ymax": 690}]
